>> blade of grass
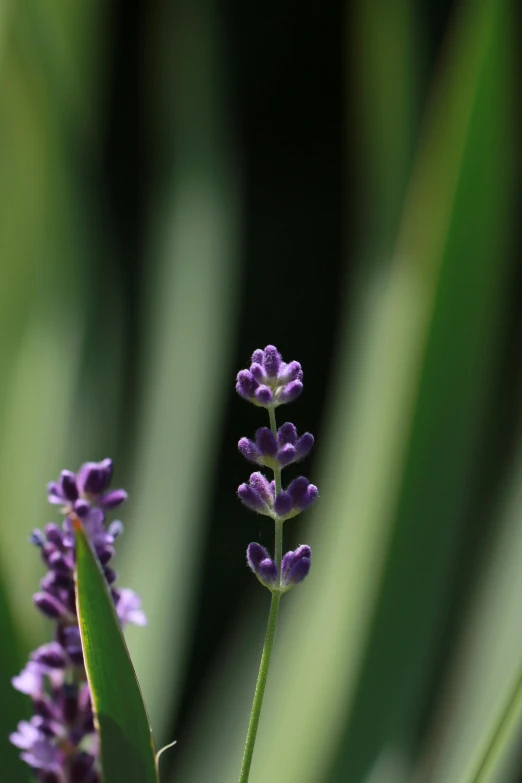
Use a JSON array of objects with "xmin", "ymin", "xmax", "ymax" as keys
[{"xmin": 73, "ymin": 517, "xmax": 158, "ymax": 783}]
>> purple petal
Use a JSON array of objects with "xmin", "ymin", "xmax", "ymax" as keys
[
  {"xmin": 274, "ymin": 491, "xmax": 294, "ymax": 517},
  {"xmin": 108, "ymin": 520, "xmax": 124, "ymax": 539},
  {"xmin": 295, "ymin": 432, "xmax": 314, "ymax": 459},
  {"xmin": 99, "ymin": 489, "xmax": 127, "ymax": 509},
  {"xmin": 10, "ymin": 720, "xmax": 41, "ymax": 749},
  {"xmin": 276, "ymin": 444, "xmax": 296, "ymax": 467},
  {"xmin": 250, "ymin": 362, "xmax": 267, "ymax": 383},
  {"xmin": 255, "ymin": 427, "xmax": 277, "ymax": 457},
  {"xmin": 31, "ymin": 643, "xmax": 67, "ymax": 669},
  {"xmin": 246, "ymin": 542, "xmax": 271, "ymax": 570},
  {"xmin": 254, "ymin": 385, "xmax": 273, "ymax": 405},
  {"xmin": 73, "ymin": 499, "xmax": 90, "ymax": 517},
  {"xmin": 47, "ymin": 482, "xmax": 64, "ymax": 505},
  {"xmin": 77, "ymin": 462, "xmax": 105, "ymax": 495},
  {"xmin": 257, "ymin": 558, "xmax": 278, "ymax": 587},
  {"xmin": 236, "ymin": 370, "xmax": 259, "ymax": 400},
  {"xmin": 60, "ymin": 470, "xmax": 79, "ymax": 502},
  {"xmin": 287, "ymin": 477, "xmax": 317, "ymax": 510},
  {"xmin": 262, "ymin": 345, "xmax": 282, "ymax": 378},
  {"xmin": 116, "ymin": 588, "xmax": 147, "ymax": 626},
  {"xmin": 277, "ymin": 422, "xmax": 297, "ymax": 446},
  {"xmin": 249, "ymin": 472, "xmax": 274, "ymax": 504},
  {"xmin": 278, "ymin": 380, "xmax": 303, "ymax": 404},
  {"xmin": 44, "ymin": 524, "xmax": 64, "ymax": 547},
  {"xmin": 238, "ymin": 484, "xmax": 267, "ymax": 513},
  {"xmin": 33, "ymin": 592, "xmax": 68, "ymax": 619},
  {"xmin": 12, "ymin": 663, "xmax": 45, "ymax": 697},
  {"xmin": 281, "ymin": 545, "xmax": 312, "ymax": 586},
  {"xmin": 238, "ymin": 438, "xmax": 262, "ymax": 463},
  {"xmin": 48, "ymin": 551, "xmax": 73, "ymax": 574},
  {"xmin": 277, "ymin": 360, "xmax": 302, "ymax": 385},
  {"xmin": 284, "ymin": 556, "xmax": 311, "ymax": 586},
  {"xmin": 20, "ymin": 736, "xmax": 61, "ymax": 770},
  {"xmin": 29, "ymin": 529, "xmax": 46, "ymax": 548}
]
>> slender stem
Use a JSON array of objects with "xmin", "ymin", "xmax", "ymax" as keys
[
  {"xmin": 238, "ymin": 590, "xmax": 281, "ymax": 783},
  {"xmin": 269, "ymin": 407, "xmax": 283, "ymax": 571},
  {"xmin": 461, "ymin": 659, "xmax": 522, "ymax": 783},
  {"xmin": 239, "ymin": 405, "xmax": 284, "ymax": 782}
]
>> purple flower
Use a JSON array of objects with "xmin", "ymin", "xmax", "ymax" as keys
[
  {"xmin": 281, "ymin": 545, "xmax": 312, "ymax": 589},
  {"xmin": 238, "ymin": 473, "xmax": 318, "ymax": 520},
  {"xmin": 11, "ymin": 457, "xmax": 145, "ymax": 781},
  {"xmin": 115, "ymin": 588, "xmax": 147, "ymax": 627},
  {"xmin": 236, "ymin": 346, "xmax": 304, "ymax": 408},
  {"xmin": 239, "ymin": 424, "xmax": 314, "ymax": 469},
  {"xmin": 47, "ymin": 458, "xmax": 127, "ymax": 515},
  {"xmin": 246, "ymin": 543, "xmax": 278, "ymax": 588}
]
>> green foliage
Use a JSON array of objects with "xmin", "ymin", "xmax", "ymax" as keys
[{"xmin": 74, "ymin": 519, "xmax": 158, "ymax": 783}]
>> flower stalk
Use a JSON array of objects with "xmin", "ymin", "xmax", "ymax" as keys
[{"xmin": 236, "ymin": 346, "xmax": 317, "ymax": 781}]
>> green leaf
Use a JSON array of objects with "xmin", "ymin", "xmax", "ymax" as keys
[{"xmin": 73, "ymin": 518, "xmax": 158, "ymax": 783}]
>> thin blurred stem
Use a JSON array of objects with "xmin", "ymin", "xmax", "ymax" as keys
[
  {"xmin": 239, "ymin": 405, "xmax": 283, "ymax": 782},
  {"xmin": 462, "ymin": 660, "xmax": 522, "ymax": 783},
  {"xmin": 238, "ymin": 590, "xmax": 281, "ymax": 783}
]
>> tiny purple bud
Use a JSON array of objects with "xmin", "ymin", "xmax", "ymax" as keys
[
  {"xmin": 73, "ymin": 499, "xmax": 90, "ymax": 517},
  {"xmin": 44, "ymin": 524, "xmax": 64, "ymax": 547},
  {"xmin": 257, "ymin": 558, "xmax": 278, "ymax": 587},
  {"xmin": 276, "ymin": 444, "xmax": 296, "ymax": 467},
  {"xmin": 12, "ymin": 663, "xmax": 45, "ymax": 697},
  {"xmin": 78, "ymin": 463, "xmax": 105, "ymax": 495},
  {"xmin": 250, "ymin": 362, "xmax": 267, "ymax": 383},
  {"xmin": 249, "ymin": 472, "xmax": 274, "ymax": 504},
  {"xmin": 246, "ymin": 542, "xmax": 270, "ymax": 570},
  {"xmin": 262, "ymin": 345, "xmax": 282, "ymax": 378},
  {"xmin": 281, "ymin": 544, "xmax": 312, "ymax": 587},
  {"xmin": 238, "ymin": 437, "xmax": 262, "ymax": 463},
  {"xmin": 278, "ymin": 380, "xmax": 303, "ymax": 404},
  {"xmin": 108, "ymin": 519, "xmax": 124, "ymax": 539},
  {"xmin": 274, "ymin": 491, "xmax": 294, "ymax": 517},
  {"xmin": 238, "ymin": 483, "xmax": 267, "ymax": 513},
  {"xmin": 255, "ymin": 427, "xmax": 277, "ymax": 457},
  {"xmin": 99, "ymin": 489, "xmax": 127, "ymax": 509},
  {"xmin": 30, "ymin": 529, "xmax": 46, "ymax": 548},
  {"xmin": 95, "ymin": 545, "xmax": 114, "ymax": 565},
  {"xmin": 31, "ymin": 643, "xmax": 67, "ymax": 669},
  {"xmin": 287, "ymin": 477, "xmax": 318, "ymax": 510},
  {"xmin": 278, "ymin": 360, "xmax": 302, "ymax": 384},
  {"xmin": 47, "ymin": 482, "xmax": 64, "ymax": 505},
  {"xmin": 116, "ymin": 588, "xmax": 147, "ymax": 626},
  {"xmin": 48, "ymin": 551, "xmax": 73, "ymax": 574},
  {"xmin": 277, "ymin": 422, "xmax": 297, "ymax": 446},
  {"xmin": 60, "ymin": 470, "xmax": 79, "ymax": 502},
  {"xmin": 104, "ymin": 567, "xmax": 117, "ymax": 585},
  {"xmin": 246, "ymin": 543, "xmax": 277, "ymax": 587},
  {"xmin": 236, "ymin": 370, "xmax": 259, "ymax": 400},
  {"xmin": 295, "ymin": 432, "xmax": 314, "ymax": 459},
  {"xmin": 251, "ymin": 349, "xmax": 264, "ymax": 364},
  {"xmin": 254, "ymin": 385, "xmax": 273, "ymax": 405},
  {"xmin": 33, "ymin": 592, "xmax": 67, "ymax": 619}
]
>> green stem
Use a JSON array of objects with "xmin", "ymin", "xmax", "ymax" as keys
[
  {"xmin": 239, "ymin": 405, "xmax": 284, "ymax": 782},
  {"xmin": 238, "ymin": 590, "xmax": 281, "ymax": 783},
  {"xmin": 461, "ymin": 660, "xmax": 522, "ymax": 783}
]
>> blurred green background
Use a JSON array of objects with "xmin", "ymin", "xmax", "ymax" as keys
[{"xmin": 0, "ymin": 0, "xmax": 519, "ymax": 781}]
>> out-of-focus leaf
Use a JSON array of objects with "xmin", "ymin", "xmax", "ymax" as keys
[
  {"xmin": 117, "ymin": 0, "xmax": 239, "ymax": 744},
  {"xmin": 73, "ymin": 519, "xmax": 158, "ymax": 783}
]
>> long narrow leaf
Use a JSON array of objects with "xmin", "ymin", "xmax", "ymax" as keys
[{"xmin": 73, "ymin": 517, "xmax": 158, "ymax": 783}]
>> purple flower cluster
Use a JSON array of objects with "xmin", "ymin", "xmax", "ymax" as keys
[
  {"xmin": 236, "ymin": 346, "xmax": 317, "ymax": 591},
  {"xmin": 10, "ymin": 459, "xmax": 146, "ymax": 783}
]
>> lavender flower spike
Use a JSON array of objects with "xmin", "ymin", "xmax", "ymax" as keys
[
  {"xmin": 236, "ymin": 345, "xmax": 304, "ymax": 409},
  {"xmin": 236, "ymin": 345, "xmax": 318, "ymax": 780},
  {"xmin": 11, "ymin": 458, "xmax": 146, "ymax": 782}
]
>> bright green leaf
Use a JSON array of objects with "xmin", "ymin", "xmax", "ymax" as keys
[{"xmin": 73, "ymin": 518, "xmax": 158, "ymax": 783}]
